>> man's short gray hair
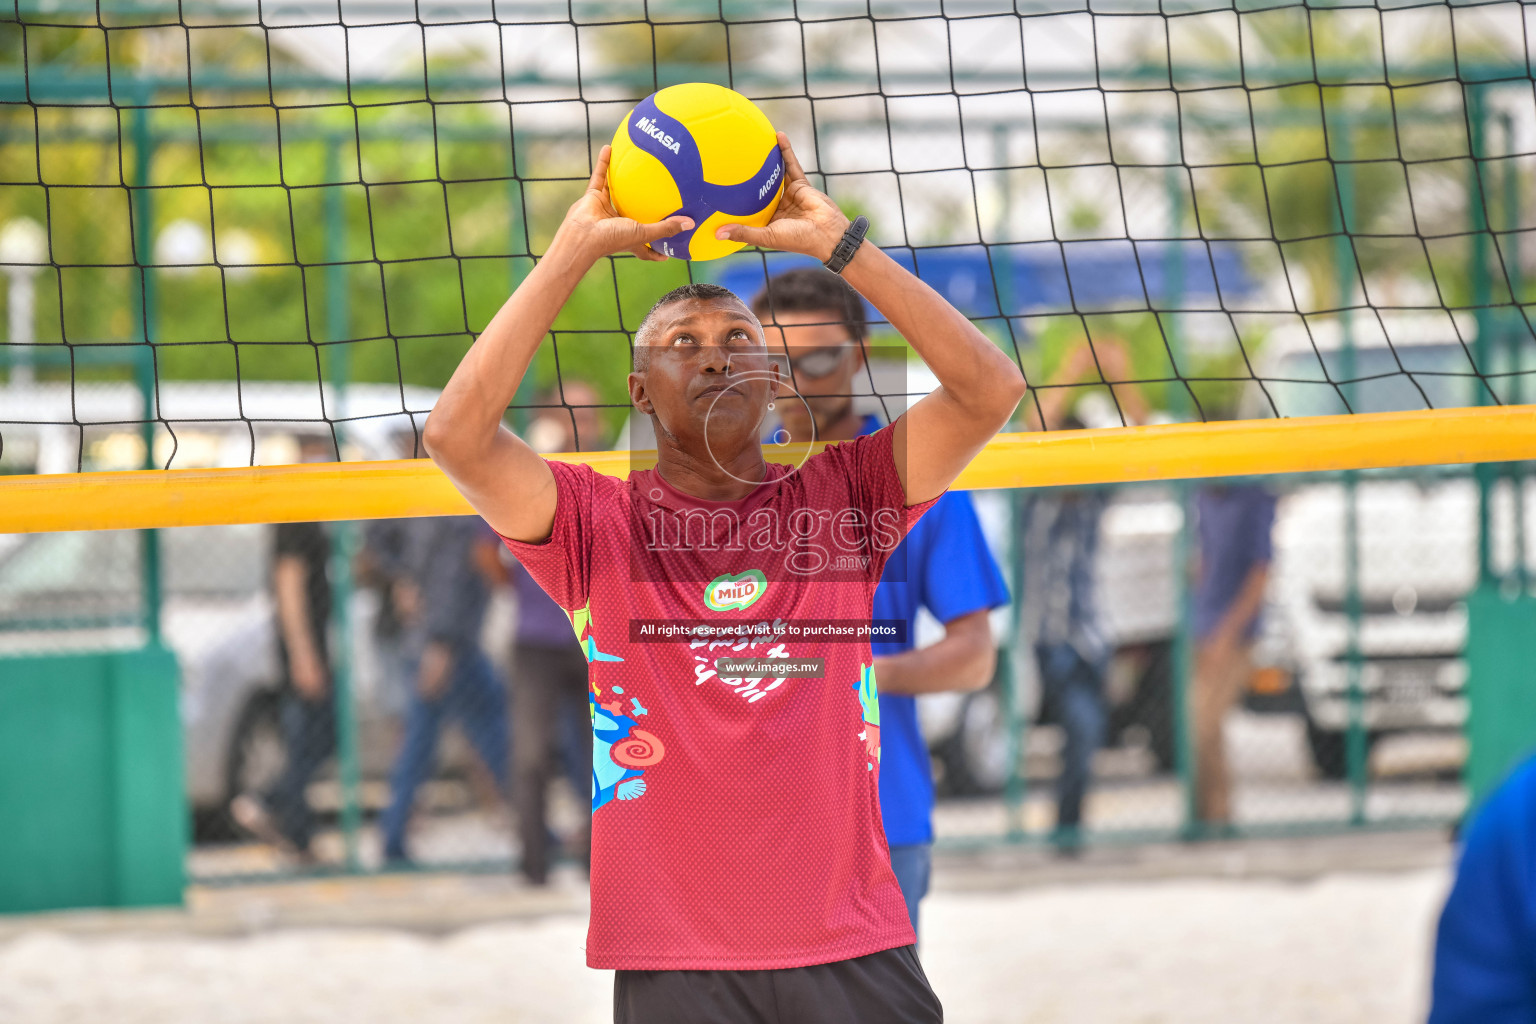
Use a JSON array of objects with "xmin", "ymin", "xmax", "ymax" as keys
[{"xmin": 632, "ymin": 282, "xmax": 758, "ymax": 372}]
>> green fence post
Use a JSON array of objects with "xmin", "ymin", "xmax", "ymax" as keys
[
  {"xmin": 1459, "ymin": 87, "xmax": 1536, "ymax": 814},
  {"xmin": 1163, "ymin": 133, "xmax": 1198, "ymax": 838},
  {"xmin": 323, "ymin": 140, "xmax": 363, "ymax": 873},
  {"xmin": 1171, "ymin": 483, "xmax": 1198, "ymax": 837},
  {"xmin": 1342, "ymin": 471, "xmax": 1366, "ymax": 826},
  {"xmin": 328, "ymin": 521, "xmax": 361, "ymax": 872},
  {"xmin": 1471, "ymin": 87, "xmax": 1496, "ymax": 588},
  {"xmin": 1328, "ymin": 120, "xmax": 1369, "ymax": 825},
  {"xmin": 508, "ymin": 126, "xmax": 537, "ymax": 430},
  {"xmin": 129, "ymin": 101, "xmax": 162, "ymax": 648},
  {"xmin": 989, "ymin": 125, "xmax": 1028, "ymax": 845},
  {"xmin": 1503, "ymin": 115, "xmax": 1528, "ymax": 591},
  {"xmin": 1004, "ymin": 489, "xmax": 1028, "ymax": 842}
]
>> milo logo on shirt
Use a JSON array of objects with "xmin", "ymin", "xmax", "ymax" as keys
[{"xmin": 704, "ymin": 570, "xmax": 768, "ymax": 612}]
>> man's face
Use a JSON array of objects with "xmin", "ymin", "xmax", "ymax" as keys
[
  {"xmin": 763, "ymin": 310, "xmax": 865, "ymax": 441},
  {"xmin": 629, "ymin": 298, "xmax": 777, "ymax": 454}
]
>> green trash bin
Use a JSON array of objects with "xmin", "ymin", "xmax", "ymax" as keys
[
  {"xmin": 1465, "ymin": 583, "xmax": 1536, "ymax": 812},
  {"xmin": 0, "ymin": 644, "xmax": 185, "ymax": 913}
]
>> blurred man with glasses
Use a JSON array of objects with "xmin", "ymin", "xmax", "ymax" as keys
[{"xmin": 752, "ymin": 267, "xmax": 1010, "ymax": 939}]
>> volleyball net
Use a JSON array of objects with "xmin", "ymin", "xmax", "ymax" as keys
[{"xmin": 2, "ymin": 0, "xmax": 1535, "ymax": 533}]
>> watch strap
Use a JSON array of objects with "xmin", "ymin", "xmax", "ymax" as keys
[{"xmin": 823, "ymin": 215, "xmax": 869, "ymax": 275}]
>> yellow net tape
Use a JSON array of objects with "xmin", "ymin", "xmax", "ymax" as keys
[{"xmin": 3, "ymin": 406, "xmax": 1533, "ymax": 533}]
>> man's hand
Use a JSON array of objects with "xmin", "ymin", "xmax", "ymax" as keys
[
  {"xmin": 418, "ymin": 641, "xmax": 453, "ymax": 702},
  {"xmin": 1201, "ymin": 561, "xmax": 1271, "ymax": 671},
  {"xmin": 554, "ymin": 145, "xmax": 694, "ymax": 264},
  {"xmin": 392, "ymin": 579, "xmax": 421, "ymax": 625},
  {"xmin": 289, "ymin": 650, "xmax": 328, "ymax": 701},
  {"xmin": 714, "ymin": 133, "xmax": 850, "ymax": 261}
]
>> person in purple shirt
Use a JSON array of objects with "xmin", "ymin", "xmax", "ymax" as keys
[
  {"xmin": 508, "ymin": 383, "xmax": 606, "ymax": 885},
  {"xmin": 1192, "ymin": 482, "xmax": 1277, "ymax": 826}
]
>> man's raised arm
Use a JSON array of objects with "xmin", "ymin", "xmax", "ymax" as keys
[
  {"xmin": 423, "ymin": 148, "xmax": 692, "ymax": 542},
  {"xmin": 719, "ymin": 134, "xmax": 1026, "ymax": 506}
]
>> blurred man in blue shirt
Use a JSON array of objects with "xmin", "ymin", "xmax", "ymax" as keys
[
  {"xmin": 753, "ymin": 268, "xmax": 1009, "ymax": 936},
  {"xmin": 1022, "ymin": 339, "xmax": 1150, "ymax": 850},
  {"xmin": 379, "ymin": 515, "xmax": 510, "ymax": 864}
]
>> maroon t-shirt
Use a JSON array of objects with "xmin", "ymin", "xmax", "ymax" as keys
[{"xmin": 499, "ymin": 423, "xmax": 939, "ymax": 970}]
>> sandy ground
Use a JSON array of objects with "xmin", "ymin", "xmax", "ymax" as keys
[{"xmin": 0, "ymin": 864, "xmax": 1449, "ymax": 1024}]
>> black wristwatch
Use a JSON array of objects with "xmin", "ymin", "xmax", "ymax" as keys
[{"xmin": 823, "ymin": 215, "xmax": 868, "ymax": 275}]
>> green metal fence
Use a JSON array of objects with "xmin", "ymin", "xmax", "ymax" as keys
[{"xmin": 3, "ymin": 11, "xmax": 1536, "ymax": 885}]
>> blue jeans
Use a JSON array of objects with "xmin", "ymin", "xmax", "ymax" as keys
[
  {"xmin": 265, "ymin": 690, "xmax": 335, "ymax": 853},
  {"xmin": 381, "ymin": 645, "xmax": 510, "ymax": 860},
  {"xmin": 1035, "ymin": 642, "xmax": 1107, "ymax": 832},
  {"xmin": 888, "ymin": 842, "xmax": 932, "ymax": 940}
]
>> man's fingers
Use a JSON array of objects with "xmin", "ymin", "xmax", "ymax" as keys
[
  {"xmin": 637, "ymin": 215, "xmax": 694, "ymax": 242},
  {"xmin": 587, "ymin": 146, "xmax": 612, "ymax": 192},
  {"xmin": 628, "ymin": 243, "xmax": 668, "ymax": 262},
  {"xmin": 777, "ymin": 132, "xmax": 809, "ymax": 184},
  {"xmin": 716, "ymin": 222, "xmax": 773, "ymax": 248}
]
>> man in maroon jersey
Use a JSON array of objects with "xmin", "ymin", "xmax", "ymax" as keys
[{"xmin": 424, "ymin": 133, "xmax": 1025, "ymax": 1023}]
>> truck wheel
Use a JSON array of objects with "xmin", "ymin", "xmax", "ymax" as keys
[
  {"xmin": 1304, "ymin": 711, "xmax": 1376, "ymax": 781},
  {"xmin": 1123, "ymin": 641, "xmax": 1176, "ymax": 774},
  {"xmin": 942, "ymin": 685, "xmax": 1012, "ymax": 796},
  {"xmin": 1305, "ymin": 718, "xmax": 1348, "ymax": 780}
]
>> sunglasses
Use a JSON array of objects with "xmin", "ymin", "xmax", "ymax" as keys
[{"xmin": 786, "ymin": 342, "xmax": 857, "ymax": 380}]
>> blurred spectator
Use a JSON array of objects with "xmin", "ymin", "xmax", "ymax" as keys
[
  {"xmin": 231, "ymin": 433, "xmax": 336, "ymax": 863},
  {"xmin": 1429, "ymin": 754, "xmax": 1536, "ymax": 1023},
  {"xmin": 356, "ymin": 515, "xmax": 411, "ymax": 724},
  {"xmin": 1191, "ymin": 480, "xmax": 1276, "ymax": 827},
  {"xmin": 751, "ymin": 267, "xmax": 1009, "ymax": 936},
  {"xmin": 510, "ymin": 383, "xmax": 604, "ymax": 885},
  {"xmin": 379, "ymin": 515, "xmax": 510, "ymax": 865},
  {"xmin": 355, "ymin": 427, "xmax": 426, "ymax": 736},
  {"xmin": 1022, "ymin": 339, "xmax": 1148, "ymax": 851}
]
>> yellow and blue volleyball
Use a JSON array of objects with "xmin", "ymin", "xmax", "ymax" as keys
[{"xmin": 607, "ymin": 83, "xmax": 785, "ymax": 262}]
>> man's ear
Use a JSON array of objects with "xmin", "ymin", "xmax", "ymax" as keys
[{"xmin": 628, "ymin": 371, "xmax": 653, "ymax": 416}]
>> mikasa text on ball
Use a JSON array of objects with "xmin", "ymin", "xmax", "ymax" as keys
[{"xmin": 607, "ymin": 83, "xmax": 785, "ymax": 261}]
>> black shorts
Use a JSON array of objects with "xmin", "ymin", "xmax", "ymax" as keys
[{"xmin": 613, "ymin": 944, "xmax": 943, "ymax": 1024}]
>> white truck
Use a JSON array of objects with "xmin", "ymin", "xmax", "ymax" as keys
[
  {"xmin": 1246, "ymin": 317, "xmax": 1534, "ymax": 776},
  {"xmin": 915, "ymin": 315, "xmax": 1534, "ymax": 789}
]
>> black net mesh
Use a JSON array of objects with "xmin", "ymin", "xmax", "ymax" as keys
[
  {"xmin": 1, "ymin": 1, "xmax": 1533, "ymax": 478},
  {"xmin": 0, "ymin": 0, "xmax": 1523, "ymax": 876}
]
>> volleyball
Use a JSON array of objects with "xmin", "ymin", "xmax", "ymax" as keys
[{"xmin": 607, "ymin": 82, "xmax": 785, "ymax": 262}]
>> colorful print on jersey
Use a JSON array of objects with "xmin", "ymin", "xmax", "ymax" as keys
[
  {"xmin": 853, "ymin": 662, "xmax": 880, "ymax": 769},
  {"xmin": 691, "ymin": 631, "xmax": 790, "ymax": 703},
  {"xmin": 569, "ymin": 601, "xmax": 624, "ymax": 665},
  {"xmin": 591, "ymin": 687, "xmax": 666, "ymax": 811},
  {"xmin": 567, "ymin": 602, "xmax": 666, "ymax": 812}
]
